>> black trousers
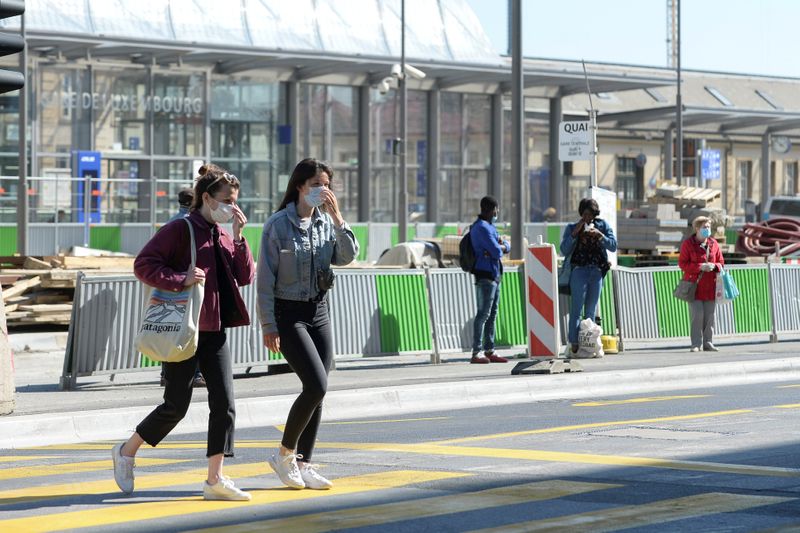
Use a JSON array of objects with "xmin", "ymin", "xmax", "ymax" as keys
[
  {"xmin": 136, "ymin": 331, "xmax": 235, "ymax": 457},
  {"xmin": 275, "ymin": 298, "xmax": 333, "ymax": 461}
]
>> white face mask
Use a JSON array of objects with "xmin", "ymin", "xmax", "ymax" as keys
[
  {"xmin": 209, "ymin": 200, "xmax": 234, "ymax": 223},
  {"xmin": 304, "ymin": 186, "xmax": 325, "ymax": 208}
]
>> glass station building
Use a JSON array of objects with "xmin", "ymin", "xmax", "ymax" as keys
[{"xmin": 1, "ymin": 0, "xmax": 800, "ymax": 256}]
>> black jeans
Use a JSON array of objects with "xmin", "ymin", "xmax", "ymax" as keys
[
  {"xmin": 136, "ymin": 331, "xmax": 235, "ymax": 457},
  {"xmin": 276, "ymin": 298, "xmax": 333, "ymax": 461}
]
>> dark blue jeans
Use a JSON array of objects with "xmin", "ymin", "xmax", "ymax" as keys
[
  {"xmin": 568, "ymin": 266, "xmax": 603, "ymax": 344},
  {"xmin": 472, "ymin": 278, "xmax": 500, "ymax": 354}
]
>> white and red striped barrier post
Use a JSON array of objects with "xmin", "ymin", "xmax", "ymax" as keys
[{"xmin": 524, "ymin": 240, "xmax": 560, "ymax": 359}]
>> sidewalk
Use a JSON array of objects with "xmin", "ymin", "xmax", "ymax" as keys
[{"xmin": 3, "ymin": 330, "xmax": 800, "ymax": 449}]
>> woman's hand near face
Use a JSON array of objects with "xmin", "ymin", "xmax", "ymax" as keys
[
  {"xmin": 321, "ymin": 188, "xmax": 344, "ymax": 226},
  {"xmin": 231, "ymin": 204, "xmax": 247, "ymax": 241}
]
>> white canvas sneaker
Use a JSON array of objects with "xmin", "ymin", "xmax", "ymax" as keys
[
  {"xmin": 203, "ymin": 476, "xmax": 251, "ymax": 501},
  {"xmin": 111, "ymin": 443, "xmax": 135, "ymax": 494},
  {"xmin": 299, "ymin": 463, "xmax": 333, "ymax": 490},
  {"xmin": 266, "ymin": 452, "xmax": 305, "ymax": 489}
]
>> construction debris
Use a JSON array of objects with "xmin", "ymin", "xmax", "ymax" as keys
[
  {"xmin": 0, "ymin": 254, "xmax": 134, "ymax": 328},
  {"xmin": 736, "ymin": 217, "xmax": 800, "ymax": 257}
]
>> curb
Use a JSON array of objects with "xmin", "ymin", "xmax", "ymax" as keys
[{"xmin": 2, "ymin": 357, "xmax": 800, "ymax": 449}]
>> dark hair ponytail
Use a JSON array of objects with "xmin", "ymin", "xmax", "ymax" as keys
[{"xmin": 277, "ymin": 158, "xmax": 334, "ymax": 212}]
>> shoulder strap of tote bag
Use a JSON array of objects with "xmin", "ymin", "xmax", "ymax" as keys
[{"xmin": 184, "ymin": 217, "xmax": 197, "ymax": 271}]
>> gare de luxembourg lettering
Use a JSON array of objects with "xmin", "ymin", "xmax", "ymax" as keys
[{"xmin": 49, "ymin": 91, "xmax": 204, "ymax": 116}]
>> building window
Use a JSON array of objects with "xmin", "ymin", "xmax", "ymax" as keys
[
  {"xmin": 644, "ymin": 88, "xmax": 668, "ymax": 103},
  {"xmin": 737, "ymin": 160, "xmax": 753, "ymax": 209},
  {"xmin": 785, "ymin": 161, "xmax": 798, "ymax": 195},
  {"xmin": 616, "ymin": 156, "xmax": 643, "ymax": 209},
  {"xmin": 755, "ymin": 89, "xmax": 782, "ymax": 110}
]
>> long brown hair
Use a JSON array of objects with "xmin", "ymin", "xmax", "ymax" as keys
[
  {"xmin": 277, "ymin": 158, "xmax": 334, "ymax": 211},
  {"xmin": 191, "ymin": 163, "xmax": 240, "ymax": 211}
]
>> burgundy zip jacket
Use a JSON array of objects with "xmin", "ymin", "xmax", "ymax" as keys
[{"xmin": 134, "ymin": 210, "xmax": 255, "ymax": 331}]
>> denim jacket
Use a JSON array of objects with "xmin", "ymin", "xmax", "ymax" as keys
[{"xmin": 256, "ymin": 202, "xmax": 359, "ymax": 334}]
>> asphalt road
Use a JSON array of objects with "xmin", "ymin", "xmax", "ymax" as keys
[{"xmin": 1, "ymin": 381, "xmax": 800, "ymax": 532}]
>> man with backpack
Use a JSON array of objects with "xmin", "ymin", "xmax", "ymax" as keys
[{"xmin": 464, "ymin": 196, "xmax": 510, "ymax": 364}]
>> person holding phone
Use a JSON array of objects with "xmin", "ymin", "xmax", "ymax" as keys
[
  {"xmin": 257, "ymin": 158, "xmax": 359, "ymax": 490},
  {"xmin": 560, "ymin": 198, "xmax": 617, "ymax": 355}
]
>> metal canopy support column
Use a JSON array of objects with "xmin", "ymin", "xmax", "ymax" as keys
[
  {"xmin": 548, "ymin": 96, "xmax": 562, "ymax": 219},
  {"xmin": 510, "ymin": 0, "xmax": 523, "ymax": 259},
  {"xmin": 17, "ymin": 13, "xmax": 27, "ymax": 255},
  {"xmin": 490, "ymin": 92, "xmax": 502, "ymax": 204},
  {"xmin": 358, "ymin": 85, "xmax": 370, "ymax": 222},
  {"xmin": 664, "ymin": 127, "xmax": 673, "ymax": 182},
  {"xmin": 761, "ymin": 133, "xmax": 771, "ymax": 216},
  {"xmin": 427, "ymin": 88, "xmax": 440, "ymax": 223},
  {"xmin": 286, "ymin": 81, "xmax": 300, "ymax": 166}
]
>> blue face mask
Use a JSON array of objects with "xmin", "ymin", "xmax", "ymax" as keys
[
  {"xmin": 491, "ymin": 215, "xmax": 498, "ymax": 224},
  {"xmin": 699, "ymin": 228, "xmax": 711, "ymax": 239}
]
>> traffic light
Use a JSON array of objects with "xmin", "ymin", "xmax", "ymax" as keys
[{"xmin": 0, "ymin": 0, "xmax": 24, "ymax": 95}]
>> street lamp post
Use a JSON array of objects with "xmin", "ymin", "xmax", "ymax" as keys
[{"xmin": 398, "ymin": 0, "xmax": 408, "ymax": 243}]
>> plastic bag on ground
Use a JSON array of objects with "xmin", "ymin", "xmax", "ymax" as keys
[{"xmin": 575, "ymin": 318, "xmax": 604, "ymax": 359}]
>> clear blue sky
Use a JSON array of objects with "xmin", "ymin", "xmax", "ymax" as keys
[{"xmin": 465, "ymin": 0, "xmax": 800, "ymax": 78}]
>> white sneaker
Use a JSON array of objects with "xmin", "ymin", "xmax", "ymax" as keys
[
  {"xmin": 203, "ymin": 476, "xmax": 251, "ymax": 501},
  {"xmin": 689, "ymin": 346, "xmax": 700, "ymax": 353},
  {"xmin": 111, "ymin": 443, "xmax": 135, "ymax": 494},
  {"xmin": 299, "ymin": 463, "xmax": 333, "ymax": 490},
  {"xmin": 267, "ymin": 452, "xmax": 305, "ymax": 489}
]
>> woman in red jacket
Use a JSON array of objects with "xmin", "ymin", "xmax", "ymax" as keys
[
  {"xmin": 678, "ymin": 216, "xmax": 724, "ymax": 352},
  {"xmin": 111, "ymin": 164, "xmax": 255, "ymax": 501}
]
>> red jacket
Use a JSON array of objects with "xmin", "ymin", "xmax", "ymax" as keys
[
  {"xmin": 678, "ymin": 235, "xmax": 724, "ymax": 301},
  {"xmin": 134, "ymin": 210, "xmax": 255, "ymax": 331}
]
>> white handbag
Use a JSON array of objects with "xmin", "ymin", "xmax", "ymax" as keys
[{"xmin": 134, "ymin": 218, "xmax": 204, "ymax": 363}]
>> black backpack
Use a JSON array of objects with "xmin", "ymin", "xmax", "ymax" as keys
[{"xmin": 458, "ymin": 225, "xmax": 477, "ymax": 272}]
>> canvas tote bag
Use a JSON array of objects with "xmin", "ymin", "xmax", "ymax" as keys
[{"xmin": 135, "ymin": 218, "xmax": 204, "ymax": 362}]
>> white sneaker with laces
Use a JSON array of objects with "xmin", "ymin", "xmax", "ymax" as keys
[
  {"xmin": 299, "ymin": 463, "xmax": 333, "ymax": 490},
  {"xmin": 267, "ymin": 452, "xmax": 305, "ymax": 489},
  {"xmin": 111, "ymin": 443, "xmax": 135, "ymax": 494},
  {"xmin": 203, "ymin": 476, "xmax": 251, "ymax": 501}
]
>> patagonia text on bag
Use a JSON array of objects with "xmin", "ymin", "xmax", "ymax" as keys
[{"xmin": 135, "ymin": 218, "xmax": 204, "ymax": 363}]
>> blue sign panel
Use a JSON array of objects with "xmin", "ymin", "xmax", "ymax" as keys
[
  {"xmin": 701, "ymin": 149, "xmax": 721, "ymax": 180},
  {"xmin": 277, "ymin": 125, "xmax": 292, "ymax": 145},
  {"xmin": 74, "ymin": 151, "xmax": 102, "ymax": 223}
]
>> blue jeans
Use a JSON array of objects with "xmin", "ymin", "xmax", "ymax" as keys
[
  {"xmin": 568, "ymin": 266, "xmax": 603, "ymax": 345},
  {"xmin": 473, "ymin": 279, "xmax": 500, "ymax": 354}
]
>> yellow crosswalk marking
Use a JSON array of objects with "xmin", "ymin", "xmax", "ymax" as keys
[
  {"xmin": 0, "ymin": 470, "xmax": 464, "ymax": 533},
  {"xmin": 573, "ymin": 395, "xmax": 709, "ymax": 407},
  {"xmin": 187, "ymin": 479, "xmax": 620, "ymax": 533},
  {"xmin": 466, "ymin": 492, "xmax": 793, "ymax": 532},
  {"xmin": 775, "ymin": 403, "xmax": 800, "ymax": 409},
  {"xmin": 321, "ymin": 416, "xmax": 451, "ymax": 426},
  {"xmin": 23, "ymin": 441, "xmax": 281, "ymax": 451},
  {"xmin": 433, "ymin": 409, "xmax": 753, "ymax": 445},
  {"xmin": 0, "ymin": 462, "xmax": 268, "ymax": 506},
  {"xmin": 0, "ymin": 456, "xmax": 58, "ymax": 464},
  {"xmin": 777, "ymin": 384, "xmax": 800, "ymax": 388},
  {"xmin": 316, "ymin": 442, "xmax": 800, "ymax": 478},
  {"xmin": 0, "ymin": 458, "xmax": 187, "ymax": 481}
]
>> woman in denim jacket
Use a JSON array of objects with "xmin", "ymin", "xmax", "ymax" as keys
[
  {"xmin": 560, "ymin": 198, "xmax": 617, "ymax": 355},
  {"xmin": 257, "ymin": 158, "xmax": 359, "ymax": 490}
]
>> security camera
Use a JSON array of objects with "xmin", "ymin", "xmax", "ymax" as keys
[
  {"xmin": 404, "ymin": 63, "xmax": 426, "ymax": 80},
  {"xmin": 390, "ymin": 63, "xmax": 402, "ymax": 78},
  {"xmin": 377, "ymin": 76, "xmax": 397, "ymax": 95}
]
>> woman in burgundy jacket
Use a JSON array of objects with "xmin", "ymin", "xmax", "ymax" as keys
[
  {"xmin": 678, "ymin": 216, "xmax": 725, "ymax": 353},
  {"xmin": 111, "ymin": 164, "xmax": 255, "ymax": 501}
]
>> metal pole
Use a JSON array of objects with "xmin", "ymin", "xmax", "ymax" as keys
[
  {"xmin": 398, "ymin": 0, "xmax": 408, "ymax": 243},
  {"xmin": 510, "ymin": 0, "xmax": 523, "ymax": 259},
  {"xmin": 17, "ymin": 11, "xmax": 27, "ymax": 255},
  {"xmin": 676, "ymin": 0, "xmax": 683, "ymax": 186}
]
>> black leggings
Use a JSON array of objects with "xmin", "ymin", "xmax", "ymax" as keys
[
  {"xmin": 275, "ymin": 298, "xmax": 333, "ymax": 461},
  {"xmin": 136, "ymin": 331, "xmax": 235, "ymax": 457}
]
